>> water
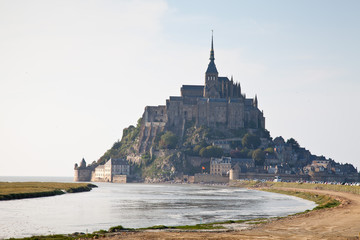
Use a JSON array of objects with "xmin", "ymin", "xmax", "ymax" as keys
[{"xmin": 0, "ymin": 177, "xmax": 316, "ymax": 239}]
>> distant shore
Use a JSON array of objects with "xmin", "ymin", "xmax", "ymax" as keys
[{"xmin": 0, "ymin": 182, "xmax": 97, "ymax": 200}]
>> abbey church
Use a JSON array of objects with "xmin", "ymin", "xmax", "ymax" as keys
[{"xmin": 138, "ymin": 35, "xmax": 265, "ymax": 153}]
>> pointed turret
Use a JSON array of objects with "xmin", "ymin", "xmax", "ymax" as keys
[
  {"xmin": 210, "ymin": 33, "xmax": 215, "ymax": 61},
  {"xmin": 254, "ymin": 94, "xmax": 258, "ymax": 108},
  {"xmin": 204, "ymin": 31, "xmax": 220, "ymax": 98},
  {"xmin": 206, "ymin": 31, "xmax": 218, "ymax": 74}
]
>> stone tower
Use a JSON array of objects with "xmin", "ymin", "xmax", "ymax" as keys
[{"xmin": 204, "ymin": 32, "xmax": 220, "ymax": 98}]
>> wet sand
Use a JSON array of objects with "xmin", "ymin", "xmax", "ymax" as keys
[{"xmin": 100, "ymin": 188, "xmax": 360, "ymax": 240}]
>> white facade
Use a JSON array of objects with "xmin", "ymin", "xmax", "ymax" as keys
[
  {"xmin": 94, "ymin": 158, "xmax": 130, "ymax": 182},
  {"xmin": 210, "ymin": 157, "xmax": 231, "ymax": 176}
]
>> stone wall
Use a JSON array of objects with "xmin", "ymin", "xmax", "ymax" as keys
[
  {"xmin": 113, "ymin": 175, "xmax": 127, "ymax": 183},
  {"xmin": 144, "ymin": 106, "xmax": 167, "ymax": 123},
  {"xmin": 74, "ymin": 169, "xmax": 92, "ymax": 181},
  {"xmin": 237, "ymin": 172, "xmax": 310, "ymax": 182},
  {"xmin": 194, "ymin": 173, "xmax": 229, "ymax": 183}
]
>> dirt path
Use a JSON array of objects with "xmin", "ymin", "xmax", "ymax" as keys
[{"xmin": 102, "ymin": 188, "xmax": 360, "ymax": 240}]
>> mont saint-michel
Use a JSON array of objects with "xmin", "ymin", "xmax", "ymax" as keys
[{"xmin": 74, "ymin": 36, "xmax": 359, "ymax": 184}]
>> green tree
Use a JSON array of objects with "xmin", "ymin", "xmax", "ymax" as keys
[
  {"xmin": 242, "ymin": 133, "xmax": 261, "ymax": 149},
  {"xmin": 252, "ymin": 149, "xmax": 265, "ymax": 166},
  {"xmin": 159, "ymin": 131, "xmax": 178, "ymax": 149},
  {"xmin": 192, "ymin": 141, "xmax": 208, "ymax": 156},
  {"xmin": 286, "ymin": 138, "xmax": 300, "ymax": 150},
  {"xmin": 111, "ymin": 140, "xmax": 121, "ymax": 150},
  {"xmin": 264, "ymin": 147, "xmax": 274, "ymax": 154},
  {"xmin": 199, "ymin": 146, "xmax": 224, "ymax": 158}
]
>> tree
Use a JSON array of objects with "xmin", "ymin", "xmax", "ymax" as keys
[
  {"xmin": 192, "ymin": 141, "xmax": 208, "ymax": 156},
  {"xmin": 159, "ymin": 131, "xmax": 178, "ymax": 149},
  {"xmin": 264, "ymin": 147, "xmax": 274, "ymax": 154},
  {"xmin": 230, "ymin": 148, "xmax": 250, "ymax": 158},
  {"xmin": 111, "ymin": 140, "xmax": 121, "ymax": 150},
  {"xmin": 199, "ymin": 146, "xmax": 223, "ymax": 158},
  {"xmin": 252, "ymin": 149, "xmax": 265, "ymax": 166},
  {"xmin": 286, "ymin": 138, "xmax": 300, "ymax": 150},
  {"xmin": 242, "ymin": 133, "xmax": 261, "ymax": 149}
]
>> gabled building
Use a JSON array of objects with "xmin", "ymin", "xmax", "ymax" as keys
[
  {"xmin": 210, "ymin": 157, "xmax": 231, "ymax": 176},
  {"xmin": 93, "ymin": 158, "xmax": 130, "ymax": 182},
  {"xmin": 74, "ymin": 158, "xmax": 130, "ymax": 183}
]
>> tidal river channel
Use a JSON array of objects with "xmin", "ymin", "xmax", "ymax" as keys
[{"xmin": 0, "ymin": 179, "xmax": 316, "ymax": 239}]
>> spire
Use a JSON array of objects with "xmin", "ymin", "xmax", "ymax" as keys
[
  {"xmin": 210, "ymin": 30, "xmax": 215, "ymax": 61},
  {"xmin": 206, "ymin": 30, "xmax": 218, "ymax": 74},
  {"xmin": 254, "ymin": 94, "xmax": 258, "ymax": 107}
]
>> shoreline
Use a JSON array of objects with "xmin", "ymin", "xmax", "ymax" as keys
[
  {"xmin": 0, "ymin": 182, "xmax": 97, "ymax": 201},
  {"xmin": 84, "ymin": 183, "xmax": 360, "ymax": 240},
  {"xmin": 6, "ymin": 182, "xmax": 360, "ymax": 239}
]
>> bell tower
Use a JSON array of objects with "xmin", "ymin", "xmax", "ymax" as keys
[{"xmin": 204, "ymin": 31, "xmax": 220, "ymax": 98}]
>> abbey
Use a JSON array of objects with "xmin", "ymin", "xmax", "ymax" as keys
[{"xmin": 139, "ymin": 35, "xmax": 265, "ymax": 153}]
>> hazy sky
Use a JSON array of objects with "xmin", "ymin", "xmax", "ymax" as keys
[{"xmin": 1, "ymin": 0, "xmax": 359, "ymax": 176}]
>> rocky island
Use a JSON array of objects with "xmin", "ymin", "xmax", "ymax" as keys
[{"xmin": 74, "ymin": 35, "xmax": 359, "ymax": 184}]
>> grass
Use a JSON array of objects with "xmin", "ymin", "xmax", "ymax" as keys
[
  {"xmin": 0, "ymin": 182, "xmax": 97, "ymax": 200},
  {"xmin": 230, "ymin": 180, "xmax": 360, "ymax": 195},
  {"xmin": 262, "ymin": 188, "xmax": 341, "ymax": 211}
]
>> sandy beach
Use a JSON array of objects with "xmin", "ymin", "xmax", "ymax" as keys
[{"xmin": 100, "ymin": 188, "xmax": 360, "ymax": 240}]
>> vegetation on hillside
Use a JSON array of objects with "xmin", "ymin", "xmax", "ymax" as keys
[{"xmin": 97, "ymin": 118, "xmax": 142, "ymax": 165}]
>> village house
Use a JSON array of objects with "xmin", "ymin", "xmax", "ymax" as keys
[{"xmin": 210, "ymin": 157, "xmax": 231, "ymax": 176}]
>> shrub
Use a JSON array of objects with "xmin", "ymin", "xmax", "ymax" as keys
[
  {"xmin": 252, "ymin": 149, "xmax": 265, "ymax": 166},
  {"xmin": 199, "ymin": 146, "xmax": 223, "ymax": 158},
  {"xmin": 242, "ymin": 133, "xmax": 261, "ymax": 149},
  {"xmin": 159, "ymin": 131, "xmax": 178, "ymax": 149}
]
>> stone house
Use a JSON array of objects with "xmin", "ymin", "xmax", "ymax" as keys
[
  {"xmin": 93, "ymin": 158, "xmax": 130, "ymax": 182},
  {"xmin": 210, "ymin": 157, "xmax": 231, "ymax": 176}
]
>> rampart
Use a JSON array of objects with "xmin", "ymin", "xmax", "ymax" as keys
[{"xmin": 194, "ymin": 173, "xmax": 229, "ymax": 183}]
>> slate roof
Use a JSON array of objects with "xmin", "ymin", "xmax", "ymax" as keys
[
  {"xmin": 110, "ymin": 158, "xmax": 129, "ymax": 166},
  {"xmin": 181, "ymin": 85, "xmax": 204, "ymax": 90},
  {"xmin": 218, "ymin": 77, "xmax": 230, "ymax": 82},
  {"xmin": 169, "ymin": 96, "xmax": 183, "ymax": 101},
  {"xmin": 209, "ymin": 98, "xmax": 227, "ymax": 103},
  {"xmin": 206, "ymin": 60, "xmax": 218, "ymax": 74}
]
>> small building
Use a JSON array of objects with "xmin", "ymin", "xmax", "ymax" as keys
[
  {"xmin": 210, "ymin": 157, "xmax": 231, "ymax": 176},
  {"xmin": 93, "ymin": 158, "xmax": 130, "ymax": 182},
  {"xmin": 74, "ymin": 158, "xmax": 95, "ymax": 181}
]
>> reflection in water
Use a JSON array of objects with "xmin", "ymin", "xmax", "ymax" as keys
[{"xmin": 0, "ymin": 181, "xmax": 316, "ymax": 239}]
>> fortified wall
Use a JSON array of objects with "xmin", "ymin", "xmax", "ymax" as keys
[{"xmin": 194, "ymin": 173, "xmax": 229, "ymax": 183}]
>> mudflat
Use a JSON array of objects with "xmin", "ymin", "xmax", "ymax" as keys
[{"xmin": 101, "ymin": 188, "xmax": 360, "ymax": 240}]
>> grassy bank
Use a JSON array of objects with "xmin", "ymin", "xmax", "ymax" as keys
[
  {"xmin": 0, "ymin": 182, "xmax": 97, "ymax": 200},
  {"xmin": 230, "ymin": 180, "xmax": 360, "ymax": 195}
]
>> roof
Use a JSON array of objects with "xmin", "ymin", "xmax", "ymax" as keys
[
  {"xmin": 110, "ymin": 158, "xmax": 129, "ymax": 166},
  {"xmin": 169, "ymin": 96, "xmax": 183, "ymax": 101},
  {"xmin": 229, "ymin": 98, "xmax": 241, "ymax": 103},
  {"xmin": 206, "ymin": 60, "xmax": 218, "ymax": 74},
  {"xmin": 218, "ymin": 77, "xmax": 230, "ymax": 82},
  {"xmin": 209, "ymin": 98, "xmax": 227, "ymax": 103},
  {"xmin": 244, "ymin": 99, "xmax": 254, "ymax": 106},
  {"xmin": 181, "ymin": 85, "xmax": 204, "ymax": 90},
  {"xmin": 231, "ymin": 158, "xmax": 254, "ymax": 163}
]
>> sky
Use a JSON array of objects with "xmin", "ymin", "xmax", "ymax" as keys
[{"xmin": 0, "ymin": 0, "xmax": 359, "ymax": 177}]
